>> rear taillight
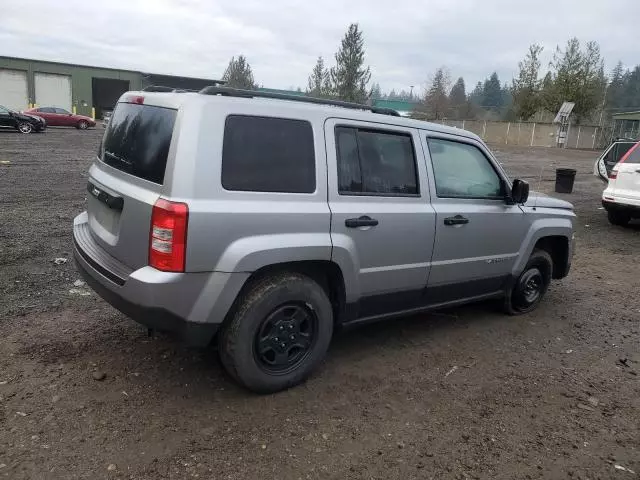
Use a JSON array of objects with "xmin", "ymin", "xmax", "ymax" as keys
[
  {"xmin": 149, "ymin": 199, "xmax": 188, "ymax": 272},
  {"xmin": 608, "ymin": 170, "xmax": 618, "ymax": 180}
]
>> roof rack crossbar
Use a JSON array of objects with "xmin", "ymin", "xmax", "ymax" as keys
[{"xmin": 198, "ymin": 86, "xmax": 400, "ymax": 116}]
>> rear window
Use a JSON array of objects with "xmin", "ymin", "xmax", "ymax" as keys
[
  {"xmin": 222, "ymin": 115, "xmax": 315, "ymax": 193},
  {"xmin": 101, "ymin": 103, "xmax": 176, "ymax": 184},
  {"xmin": 623, "ymin": 143, "xmax": 640, "ymax": 164}
]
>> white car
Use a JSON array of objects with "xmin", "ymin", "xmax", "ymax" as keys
[{"xmin": 594, "ymin": 139, "xmax": 640, "ymax": 226}]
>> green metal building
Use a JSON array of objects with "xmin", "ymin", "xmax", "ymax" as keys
[
  {"xmin": 0, "ymin": 56, "xmax": 221, "ymax": 118},
  {"xmin": 611, "ymin": 110, "xmax": 640, "ymax": 139}
]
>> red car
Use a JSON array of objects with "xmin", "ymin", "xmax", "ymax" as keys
[{"xmin": 24, "ymin": 107, "xmax": 96, "ymax": 130}]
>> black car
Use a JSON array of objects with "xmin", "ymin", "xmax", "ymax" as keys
[{"xmin": 0, "ymin": 105, "xmax": 46, "ymax": 133}]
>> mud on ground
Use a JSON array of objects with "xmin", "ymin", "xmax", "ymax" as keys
[{"xmin": 0, "ymin": 129, "xmax": 638, "ymax": 479}]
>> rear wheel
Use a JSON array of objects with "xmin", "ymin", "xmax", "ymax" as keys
[
  {"xmin": 219, "ymin": 272, "xmax": 333, "ymax": 393},
  {"xmin": 607, "ymin": 210, "xmax": 630, "ymax": 226},
  {"xmin": 504, "ymin": 249, "xmax": 553, "ymax": 315},
  {"xmin": 18, "ymin": 122, "xmax": 33, "ymax": 134},
  {"xmin": 77, "ymin": 120, "xmax": 89, "ymax": 130}
]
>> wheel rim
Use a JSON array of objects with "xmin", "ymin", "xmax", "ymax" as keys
[
  {"xmin": 19, "ymin": 123, "xmax": 32, "ymax": 133},
  {"xmin": 79, "ymin": 121, "xmax": 88, "ymax": 129},
  {"xmin": 514, "ymin": 267, "xmax": 543, "ymax": 309},
  {"xmin": 254, "ymin": 303, "xmax": 317, "ymax": 374}
]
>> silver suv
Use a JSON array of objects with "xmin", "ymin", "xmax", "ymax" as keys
[{"xmin": 73, "ymin": 87, "xmax": 575, "ymax": 393}]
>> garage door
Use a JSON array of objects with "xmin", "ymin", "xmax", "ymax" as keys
[
  {"xmin": 0, "ymin": 69, "xmax": 28, "ymax": 111},
  {"xmin": 35, "ymin": 73, "xmax": 72, "ymax": 111}
]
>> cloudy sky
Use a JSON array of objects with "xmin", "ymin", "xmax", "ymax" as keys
[{"xmin": 1, "ymin": 0, "xmax": 637, "ymax": 94}]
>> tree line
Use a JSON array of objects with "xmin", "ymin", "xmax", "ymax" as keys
[{"xmin": 220, "ymin": 26, "xmax": 640, "ymax": 124}]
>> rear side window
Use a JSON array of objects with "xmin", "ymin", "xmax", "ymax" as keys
[
  {"xmin": 222, "ymin": 115, "xmax": 315, "ymax": 193},
  {"xmin": 622, "ymin": 143, "xmax": 640, "ymax": 163},
  {"xmin": 336, "ymin": 127, "xmax": 418, "ymax": 196},
  {"xmin": 101, "ymin": 103, "xmax": 176, "ymax": 184}
]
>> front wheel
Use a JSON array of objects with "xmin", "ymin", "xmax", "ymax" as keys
[
  {"xmin": 18, "ymin": 122, "xmax": 33, "ymax": 134},
  {"xmin": 504, "ymin": 249, "xmax": 553, "ymax": 315},
  {"xmin": 77, "ymin": 120, "xmax": 89, "ymax": 130},
  {"xmin": 219, "ymin": 272, "xmax": 333, "ymax": 393}
]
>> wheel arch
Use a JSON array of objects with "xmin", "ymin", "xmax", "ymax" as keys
[{"xmin": 222, "ymin": 260, "xmax": 348, "ymax": 329}]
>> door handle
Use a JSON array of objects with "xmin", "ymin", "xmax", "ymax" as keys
[
  {"xmin": 345, "ymin": 216, "xmax": 379, "ymax": 228},
  {"xmin": 635, "ymin": 169, "xmax": 640, "ymax": 173},
  {"xmin": 444, "ymin": 215, "xmax": 469, "ymax": 226}
]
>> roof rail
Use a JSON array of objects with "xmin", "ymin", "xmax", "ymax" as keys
[
  {"xmin": 198, "ymin": 85, "xmax": 400, "ymax": 116},
  {"xmin": 142, "ymin": 85, "xmax": 200, "ymax": 93}
]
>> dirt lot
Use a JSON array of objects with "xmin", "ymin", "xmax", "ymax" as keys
[{"xmin": 1, "ymin": 128, "xmax": 638, "ymax": 480}]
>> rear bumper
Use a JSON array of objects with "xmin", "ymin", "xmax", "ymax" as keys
[
  {"xmin": 73, "ymin": 212, "xmax": 249, "ymax": 346},
  {"xmin": 602, "ymin": 199, "xmax": 640, "ymax": 217}
]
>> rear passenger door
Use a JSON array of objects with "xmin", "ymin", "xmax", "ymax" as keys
[
  {"xmin": 325, "ymin": 119, "xmax": 436, "ymax": 318},
  {"xmin": 423, "ymin": 133, "xmax": 528, "ymax": 302}
]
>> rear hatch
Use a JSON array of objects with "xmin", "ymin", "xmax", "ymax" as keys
[
  {"xmin": 87, "ymin": 98, "xmax": 177, "ymax": 270},
  {"xmin": 610, "ymin": 142, "xmax": 640, "ymax": 204}
]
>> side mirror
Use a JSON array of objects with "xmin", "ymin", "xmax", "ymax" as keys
[{"xmin": 511, "ymin": 179, "xmax": 530, "ymax": 204}]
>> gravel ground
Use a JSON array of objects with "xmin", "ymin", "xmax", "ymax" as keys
[{"xmin": 0, "ymin": 128, "xmax": 639, "ymax": 479}]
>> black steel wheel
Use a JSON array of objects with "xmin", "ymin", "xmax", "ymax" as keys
[
  {"xmin": 219, "ymin": 272, "xmax": 333, "ymax": 393},
  {"xmin": 504, "ymin": 249, "xmax": 552, "ymax": 315},
  {"xmin": 254, "ymin": 303, "xmax": 317, "ymax": 374}
]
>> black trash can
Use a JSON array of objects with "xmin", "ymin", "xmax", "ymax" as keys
[{"xmin": 555, "ymin": 168, "xmax": 577, "ymax": 193}]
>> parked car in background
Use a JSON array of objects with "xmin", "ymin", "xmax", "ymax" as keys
[
  {"xmin": 0, "ymin": 105, "xmax": 46, "ymax": 133},
  {"xmin": 24, "ymin": 107, "xmax": 96, "ymax": 130},
  {"xmin": 596, "ymin": 140, "xmax": 640, "ymax": 226}
]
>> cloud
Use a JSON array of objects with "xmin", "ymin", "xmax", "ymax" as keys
[{"xmin": 0, "ymin": 0, "xmax": 637, "ymax": 93}]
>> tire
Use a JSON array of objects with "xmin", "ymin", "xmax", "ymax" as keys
[
  {"xmin": 607, "ymin": 210, "xmax": 630, "ymax": 226},
  {"xmin": 77, "ymin": 120, "xmax": 89, "ymax": 130},
  {"xmin": 504, "ymin": 249, "xmax": 553, "ymax": 315},
  {"xmin": 17, "ymin": 122, "xmax": 33, "ymax": 134},
  {"xmin": 219, "ymin": 272, "xmax": 333, "ymax": 393}
]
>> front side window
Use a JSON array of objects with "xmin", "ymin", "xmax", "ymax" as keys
[
  {"xmin": 222, "ymin": 115, "xmax": 315, "ymax": 193},
  {"xmin": 427, "ymin": 138, "xmax": 503, "ymax": 199},
  {"xmin": 336, "ymin": 127, "xmax": 418, "ymax": 196},
  {"xmin": 55, "ymin": 108, "xmax": 70, "ymax": 114}
]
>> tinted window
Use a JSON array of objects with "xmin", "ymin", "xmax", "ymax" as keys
[
  {"xmin": 39, "ymin": 107, "xmax": 55, "ymax": 113},
  {"xmin": 222, "ymin": 115, "xmax": 315, "ymax": 193},
  {"xmin": 623, "ymin": 143, "xmax": 640, "ymax": 164},
  {"xmin": 55, "ymin": 108, "xmax": 70, "ymax": 114},
  {"xmin": 101, "ymin": 103, "xmax": 176, "ymax": 184},
  {"xmin": 336, "ymin": 127, "xmax": 418, "ymax": 196},
  {"xmin": 428, "ymin": 138, "xmax": 502, "ymax": 199}
]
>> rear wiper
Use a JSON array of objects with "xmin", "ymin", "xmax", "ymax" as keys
[{"xmin": 104, "ymin": 151, "xmax": 132, "ymax": 166}]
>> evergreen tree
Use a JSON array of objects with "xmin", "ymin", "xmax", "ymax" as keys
[
  {"xmin": 330, "ymin": 23, "xmax": 371, "ymax": 103},
  {"xmin": 423, "ymin": 67, "xmax": 450, "ymax": 119},
  {"xmin": 483, "ymin": 72, "xmax": 504, "ymax": 108},
  {"xmin": 542, "ymin": 38, "xmax": 606, "ymax": 121},
  {"xmin": 512, "ymin": 44, "xmax": 543, "ymax": 120},
  {"xmin": 469, "ymin": 81, "xmax": 484, "ymax": 106},
  {"xmin": 621, "ymin": 66, "xmax": 640, "ymax": 109},
  {"xmin": 607, "ymin": 61, "xmax": 627, "ymax": 109},
  {"xmin": 370, "ymin": 82, "xmax": 383, "ymax": 100},
  {"xmin": 448, "ymin": 77, "xmax": 467, "ymax": 119},
  {"xmin": 221, "ymin": 55, "xmax": 256, "ymax": 89},
  {"xmin": 307, "ymin": 56, "xmax": 331, "ymax": 97}
]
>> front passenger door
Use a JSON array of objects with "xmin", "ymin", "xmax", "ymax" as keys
[{"xmin": 423, "ymin": 134, "xmax": 528, "ymax": 303}]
